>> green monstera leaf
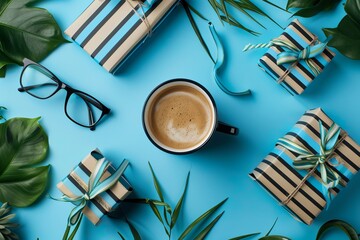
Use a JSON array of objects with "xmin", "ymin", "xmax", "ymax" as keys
[
  {"xmin": 0, "ymin": 117, "xmax": 50, "ymax": 207},
  {"xmin": 286, "ymin": 0, "xmax": 341, "ymax": 17},
  {"xmin": 0, "ymin": 0, "xmax": 68, "ymax": 77},
  {"xmin": 323, "ymin": 0, "xmax": 360, "ymax": 60}
]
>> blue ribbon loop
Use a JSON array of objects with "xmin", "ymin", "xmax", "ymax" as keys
[
  {"xmin": 209, "ymin": 22, "xmax": 251, "ymax": 96},
  {"xmin": 277, "ymin": 120, "xmax": 343, "ymax": 209}
]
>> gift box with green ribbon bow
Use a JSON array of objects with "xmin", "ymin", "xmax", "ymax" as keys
[
  {"xmin": 65, "ymin": 0, "xmax": 179, "ymax": 73},
  {"xmin": 250, "ymin": 108, "xmax": 360, "ymax": 225},
  {"xmin": 56, "ymin": 149, "xmax": 132, "ymax": 227},
  {"xmin": 244, "ymin": 19, "xmax": 335, "ymax": 95}
]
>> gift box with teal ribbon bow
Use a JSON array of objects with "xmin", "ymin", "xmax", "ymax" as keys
[
  {"xmin": 65, "ymin": 0, "xmax": 179, "ymax": 73},
  {"xmin": 57, "ymin": 149, "xmax": 132, "ymax": 226},
  {"xmin": 245, "ymin": 19, "xmax": 335, "ymax": 95},
  {"xmin": 250, "ymin": 108, "xmax": 360, "ymax": 225}
]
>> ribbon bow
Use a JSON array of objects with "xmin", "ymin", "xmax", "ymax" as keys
[
  {"xmin": 277, "ymin": 120, "xmax": 342, "ymax": 208},
  {"xmin": 271, "ymin": 37, "xmax": 328, "ymax": 76},
  {"xmin": 243, "ymin": 37, "xmax": 329, "ymax": 76},
  {"xmin": 54, "ymin": 157, "xmax": 129, "ymax": 240}
]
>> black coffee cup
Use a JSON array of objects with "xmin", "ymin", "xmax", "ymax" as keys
[{"xmin": 142, "ymin": 79, "xmax": 238, "ymax": 154}]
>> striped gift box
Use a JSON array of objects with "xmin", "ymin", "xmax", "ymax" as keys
[
  {"xmin": 258, "ymin": 19, "xmax": 335, "ymax": 95},
  {"xmin": 250, "ymin": 108, "xmax": 360, "ymax": 225},
  {"xmin": 57, "ymin": 149, "xmax": 132, "ymax": 225},
  {"xmin": 65, "ymin": 0, "xmax": 179, "ymax": 73}
]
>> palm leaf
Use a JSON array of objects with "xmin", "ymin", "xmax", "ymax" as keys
[
  {"xmin": 182, "ymin": 1, "xmax": 215, "ymax": 63},
  {"xmin": 126, "ymin": 219, "xmax": 142, "ymax": 240},
  {"xmin": 170, "ymin": 172, "xmax": 190, "ymax": 229},
  {"xmin": 178, "ymin": 198, "xmax": 228, "ymax": 240},
  {"xmin": 193, "ymin": 211, "xmax": 225, "ymax": 240}
]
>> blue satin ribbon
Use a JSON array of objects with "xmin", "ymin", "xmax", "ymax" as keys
[
  {"xmin": 53, "ymin": 157, "xmax": 129, "ymax": 240},
  {"xmin": 272, "ymin": 38, "xmax": 329, "ymax": 76},
  {"xmin": 141, "ymin": 0, "xmax": 157, "ymax": 7},
  {"xmin": 209, "ymin": 22, "xmax": 251, "ymax": 96},
  {"xmin": 277, "ymin": 120, "xmax": 342, "ymax": 209}
]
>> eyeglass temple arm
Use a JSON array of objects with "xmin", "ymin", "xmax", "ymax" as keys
[
  {"xmin": 18, "ymin": 83, "xmax": 58, "ymax": 92},
  {"xmin": 78, "ymin": 93, "xmax": 108, "ymax": 112},
  {"xmin": 84, "ymin": 100, "xmax": 96, "ymax": 131}
]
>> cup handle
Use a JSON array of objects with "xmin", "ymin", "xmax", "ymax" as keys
[{"xmin": 216, "ymin": 121, "xmax": 239, "ymax": 136}]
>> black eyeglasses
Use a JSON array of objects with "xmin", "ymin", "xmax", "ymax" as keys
[{"xmin": 18, "ymin": 58, "xmax": 110, "ymax": 130}]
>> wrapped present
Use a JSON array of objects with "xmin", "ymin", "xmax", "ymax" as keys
[
  {"xmin": 57, "ymin": 149, "xmax": 132, "ymax": 225},
  {"xmin": 250, "ymin": 108, "xmax": 360, "ymax": 225},
  {"xmin": 244, "ymin": 19, "xmax": 335, "ymax": 95},
  {"xmin": 65, "ymin": 0, "xmax": 179, "ymax": 73}
]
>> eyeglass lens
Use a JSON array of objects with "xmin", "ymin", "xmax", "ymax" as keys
[
  {"xmin": 21, "ymin": 64, "xmax": 59, "ymax": 99},
  {"xmin": 66, "ymin": 92, "xmax": 104, "ymax": 127}
]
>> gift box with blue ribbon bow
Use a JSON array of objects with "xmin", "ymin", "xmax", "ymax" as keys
[
  {"xmin": 65, "ymin": 0, "xmax": 179, "ymax": 73},
  {"xmin": 57, "ymin": 149, "xmax": 132, "ymax": 225},
  {"xmin": 247, "ymin": 19, "xmax": 335, "ymax": 95},
  {"xmin": 250, "ymin": 108, "xmax": 360, "ymax": 225}
]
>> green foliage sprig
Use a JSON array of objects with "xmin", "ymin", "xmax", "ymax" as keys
[
  {"xmin": 0, "ymin": 0, "xmax": 68, "ymax": 77},
  {"xmin": 117, "ymin": 162, "xmax": 227, "ymax": 240},
  {"xmin": 0, "ymin": 202, "xmax": 19, "ymax": 240},
  {"xmin": 181, "ymin": 0, "xmax": 280, "ymax": 62},
  {"xmin": 285, "ymin": 0, "xmax": 341, "ymax": 17},
  {"xmin": 0, "ymin": 117, "xmax": 50, "ymax": 207}
]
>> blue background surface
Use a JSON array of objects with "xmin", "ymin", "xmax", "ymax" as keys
[{"xmin": 1, "ymin": 0, "xmax": 360, "ymax": 239}]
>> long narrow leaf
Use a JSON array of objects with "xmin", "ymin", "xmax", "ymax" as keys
[
  {"xmin": 117, "ymin": 232, "xmax": 126, "ymax": 240},
  {"xmin": 194, "ymin": 211, "xmax": 225, "ymax": 240},
  {"xmin": 171, "ymin": 172, "xmax": 190, "ymax": 229},
  {"xmin": 186, "ymin": 1, "xmax": 209, "ymax": 21},
  {"xmin": 262, "ymin": 0, "xmax": 289, "ymax": 12},
  {"xmin": 229, "ymin": 232, "xmax": 261, "ymax": 240},
  {"xmin": 126, "ymin": 219, "xmax": 142, "ymax": 240},
  {"xmin": 149, "ymin": 201, "xmax": 170, "ymax": 237},
  {"xmin": 178, "ymin": 198, "xmax": 228, "ymax": 240},
  {"xmin": 148, "ymin": 162, "xmax": 165, "ymax": 202},
  {"xmin": 208, "ymin": 0, "xmax": 224, "ymax": 24},
  {"xmin": 265, "ymin": 218, "xmax": 278, "ymax": 236},
  {"xmin": 125, "ymin": 198, "xmax": 172, "ymax": 210},
  {"xmin": 182, "ymin": 1, "xmax": 215, "ymax": 63}
]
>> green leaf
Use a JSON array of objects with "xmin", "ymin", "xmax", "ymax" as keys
[
  {"xmin": 194, "ymin": 211, "xmax": 224, "ymax": 240},
  {"xmin": 345, "ymin": 0, "xmax": 360, "ymax": 25},
  {"xmin": 229, "ymin": 232, "xmax": 261, "ymax": 240},
  {"xmin": 148, "ymin": 162, "xmax": 165, "ymax": 202},
  {"xmin": 0, "ymin": 0, "xmax": 68, "ymax": 77},
  {"xmin": 323, "ymin": 15, "xmax": 360, "ymax": 59},
  {"xmin": 0, "ymin": 117, "xmax": 50, "ymax": 207},
  {"xmin": 117, "ymin": 232, "xmax": 126, "ymax": 240},
  {"xmin": 170, "ymin": 172, "xmax": 190, "ymax": 229},
  {"xmin": 316, "ymin": 219, "xmax": 359, "ymax": 240},
  {"xmin": 148, "ymin": 201, "xmax": 170, "ymax": 237},
  {"xmin": 259, "ymin": 236, "xmax": 291, "ymax": 240},
  {"xmin": 126, "ymin": 219, "xmax": 142, "ymax": 240},
  {"xmin": 178, "ymin": 198, "xmax": 228, "ymax": 240},
  {"xmin": 181, "ymin": 1, "xmax": 215, "ymax": 63},
  {"xmin": 287, "ymin": 0, "xmax": 341, "ymax": 17},
  {"xmin": 265, "ymin": 218, "xmax": 278, "ymax": 236}
]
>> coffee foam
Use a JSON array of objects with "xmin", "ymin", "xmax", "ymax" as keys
[{"xmin": 146, "ymin": 84, "xmax": 214, "ymax": 151}]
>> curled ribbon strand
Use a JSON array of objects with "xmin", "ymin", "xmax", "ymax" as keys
[
  {"xmin": 209, "ymin": 22, "xmax": 251, "ymax": 96},
  {"xmin": 52, "ymin": 157, "xmax": 129, "ymax": 240},
  {"xmin": 276, "ymin": 120, "xmax": 345, "ymax": 209}
]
